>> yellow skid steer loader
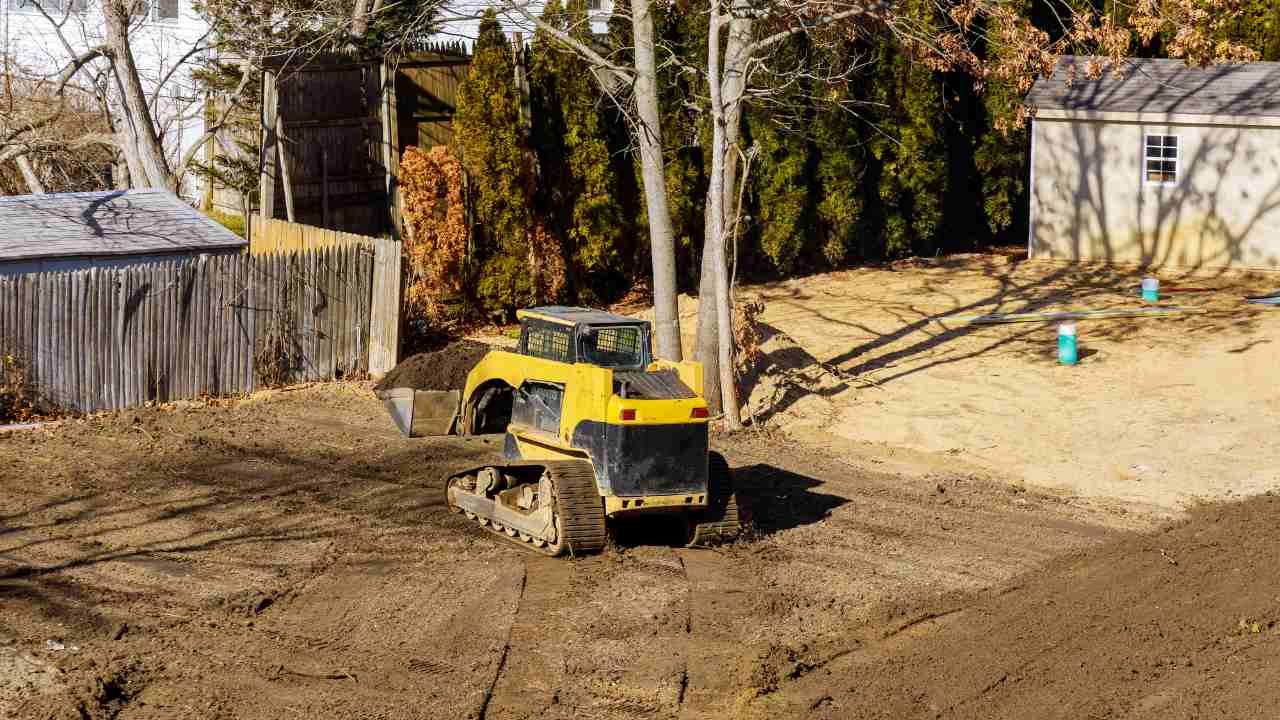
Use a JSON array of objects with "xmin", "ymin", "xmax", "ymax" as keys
[{"xmin": 380, "ymin": 307, "xmax": 741, "ymax": 556}]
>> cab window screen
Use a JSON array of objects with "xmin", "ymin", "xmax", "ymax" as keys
[
  {"xmin": 580, "ymin": 326, "xmax": 645, "ymax": 368},
  {"xmin": 524, "ymin": 323, "xmax": 573, "ymax": 363}
]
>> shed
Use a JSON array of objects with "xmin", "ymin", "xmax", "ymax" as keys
[
  {"xmin": 0, "ymin": 189, "xmax": 247, "ymax": 276},
  {"xmin": 1026, "ymin": 56, "xmax": 1280, "ymax": 270}
]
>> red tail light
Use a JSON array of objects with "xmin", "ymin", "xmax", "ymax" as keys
[
  {"xmin": 620, "ymin": 408, "xmax": 637, "ymax": 421},
  {"xmin": 691, "ymin": 407, "xmax": 709, "ymax": 419}
]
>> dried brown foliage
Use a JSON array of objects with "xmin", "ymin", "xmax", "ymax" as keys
[
  {"xmin": 400, "ymin": 145, "xmax": 469, "ymax": 322},
  {"xmin": 527, "ymin": 220, "xmax": 568, "ymax": 306},
  {"xmin": 893, "ymin": 0, "xmax": 1259, "ymax": 133},
  {"xmin": 733, "ymin": 299, "xmax": 767, "ymax": 374},
  {"xmin": 0, "ymin": 352, "xmax": 40, "ymax": 423}
]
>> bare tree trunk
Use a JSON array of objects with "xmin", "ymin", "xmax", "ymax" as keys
[
  {"xmin": 351, "ymin": 0, "xmax": 383, "ymax": 38},
  {"xmin": 115, "ymin": 122, "xmax": 146, "ymax": 190},
  {"xmin": 695, "ymin": 231, "xmax": 721, "ymax": 413},
  {"xmin": 16, "ymin": 155, "xmax": 46, "ymax": 194},
  {"xmin": 350, "ymin": 0, "xmax": 370, "ymax": 35},
  {"xmin": 104, "ymin": 0, "xmax": 175, "ymax": 191},
  {"xmin": 697, "ymin": 14, "xmax": 751, "ymax": 420},
  {"xmin": 704, "ymin": 0, "xmax": 743, "ymax": 429},
  {"xmin": 632, "ymin": 0, "xmax": 683, "ymax": 361}
]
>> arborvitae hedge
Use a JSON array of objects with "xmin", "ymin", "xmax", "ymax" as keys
[
  {"xmin": 451, "ymin": 11, "xmax": 540, "ymax": 315},
  {"xmin": 440, "ymin": 0, "xmax": 1277, "ymax": 306},
  {"xmin": 530, "ymin": 0, "xmax": 629, "ymax": 304}
]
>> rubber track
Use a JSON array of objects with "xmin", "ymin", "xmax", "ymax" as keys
[
  {"xmin": 688, "ymin": 452, "xmax": 741, "ymax": 546},
  {"xmin": 543, "ymin": 460, "xmax": 608, "ymax": 556},
  {"xmin": 449, "ymin": 460, "xmax": 606, "ymax": 557}
]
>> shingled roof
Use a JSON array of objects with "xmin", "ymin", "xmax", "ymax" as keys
[
  {"xmin": 1026, "ymin": 56, "xmax": 1280, "ymax": 120},
  {"xmin": 0, "ymin": 189, "xmax": 247, "ymax": 263}
]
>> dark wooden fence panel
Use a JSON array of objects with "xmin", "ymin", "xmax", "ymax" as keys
[{"xmin": 0, "ymin": 244, "xmax": 375, "ymax": 414}]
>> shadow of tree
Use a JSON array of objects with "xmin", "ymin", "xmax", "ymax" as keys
[
  {"xmin": 757, "ymin": 249, "xmax": 1267, "ymax": 389},
  {"xmin": 0, "ymin": 424, "xmax": 502, "ymax": 637},
  {"xmin": 736, "ymin": 323, "xmax": 851, "ymax": 425}
]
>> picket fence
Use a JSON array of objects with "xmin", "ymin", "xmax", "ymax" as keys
[
  {"xmin": 249, "ymin": 216, "xmax": 377, "ymax": 255},
  {"xmin": 249, "ymin": 216, "xmax": 403, "ymax": 379},
  {"xmin": 0, "ymin": 244, "xmax": 377, "ymax": 413}
]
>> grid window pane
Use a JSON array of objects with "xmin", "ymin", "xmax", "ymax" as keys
[
  {"xmin": 581, "ymin": 326, "xmax": 645, "ymax": 367},
  {"xmin": 526, "ymin": 325, "xmax": 572, "ymax": 363},
  {"xmin": 1144, "ymin": 134, "xmax": 1178, "ymax": 184}
]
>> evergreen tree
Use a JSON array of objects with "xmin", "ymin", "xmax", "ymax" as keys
[
  {"xmin": 812, "ymin": 101, "xmax": 867, "ymax": 266},
  {"xmin": 452, "ymin": 11, "xmax": 538, "ymax": 314},
  {"xmin": 868, "ymin": 2, "xmax": 949, "ymax": 258},
  {"xmin": 745, "ymin": 35, "xmax": 817, "ymax": 274},
  {"xmin": 531, "ymin": 0, "xmax": 628, "ymax": 303},
  {"xmin": 1230, "ymin": 0, "xmax": 1280, "ymax": 59},
  {"xmin": 972, "ymin": 72, "xmax": 1028, "ymax": 243},
  {"xmin": 752, "ymin": 115, "xmax": 812, "ymax": 272}
]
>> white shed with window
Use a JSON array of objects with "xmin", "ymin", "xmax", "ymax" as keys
[{"xmin": 1026, "ymin": 56, "xmax": 1280, "ymax": 270}]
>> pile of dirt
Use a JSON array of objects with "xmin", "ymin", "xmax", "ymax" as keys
[
  {"xmin": 778, "ymin": 491, "xmax": 1280, "ymax": 718},
  {"xmin": 375, "ymin": 340, "xmax": 493, "ymax": 392},
  {"xmin": 740, "ymin": 326, "xmax": 847, "ymax": 427}
]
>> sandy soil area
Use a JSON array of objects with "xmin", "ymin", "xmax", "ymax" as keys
[{"xmin": 743, "ymin": 252, "xmax": 1280, "ymax": 513}]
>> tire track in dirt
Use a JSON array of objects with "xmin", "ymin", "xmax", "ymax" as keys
[
  {"xmin": 474, "ymin": 562, "xmax": 528, "ymax": 719},
  {"xmin": 676, "ymin": 548, "xmax": 755, "ymax": 720},
  {"xmin": 483, "ymin": 556, "xmax": 574, "ymax": 719},
  {"xmin": 406, "ymin": 561, "xmax": 527, "ymax": 720}
]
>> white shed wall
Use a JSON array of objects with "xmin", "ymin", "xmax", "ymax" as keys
[{"xmin": 1030, "ymin": 117, "xmax": 1280, "ymax": 270}]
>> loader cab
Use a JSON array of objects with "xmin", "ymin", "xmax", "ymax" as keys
[{"xmin": 517, "ymin": 307, "xmax": 653, "ymax": 370}]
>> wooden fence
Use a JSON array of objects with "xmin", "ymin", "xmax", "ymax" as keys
[
  {"xmin": 0, "ymin": 245, "xmax": 377, "ymax": 414},
  {"xmin": 249, "ymin": 217, "xmax": 403, "ymax": 377},
  {"xmin": 249, "ymin": 216, "xmax": 380, "ymax": 255}
]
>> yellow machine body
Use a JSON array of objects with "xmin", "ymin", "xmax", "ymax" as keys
[{"xmin": 457, "ymin": 307, "xmax": 712, "ymax": 517}]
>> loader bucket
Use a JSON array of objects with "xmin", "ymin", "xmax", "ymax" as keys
[{"xmin": 377, "ymin": 388, "xmax": 461, "ymax": 437}]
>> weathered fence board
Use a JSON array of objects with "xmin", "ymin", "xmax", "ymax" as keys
[
  {"xmin": 0, "ymin": 244, "xmax": 378, "ymax": 414},
  {"xmin": 369, "ymin": 238, "xmax": 402, "ymax": 378},
  {"xmin": 249, "ymin": 216, "xmax": 380, "ymax": 255}
]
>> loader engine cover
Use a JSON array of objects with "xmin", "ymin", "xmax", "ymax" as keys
[{"xmin": 573, "ymin": 420, "xmax": 709, "ymax": 496}]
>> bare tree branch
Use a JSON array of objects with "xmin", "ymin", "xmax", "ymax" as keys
[
  {"xmin": 500, "ymin": 0, "xmax": 637, "ymax": 81},
  {"xmin": 747, "ymin": 1, "xmax": 891, "ymax": 56}
]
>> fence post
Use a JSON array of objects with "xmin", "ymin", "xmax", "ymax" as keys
[{"xmin": 369, "ymin": 238, "xmax": 401, "ymax": 377}]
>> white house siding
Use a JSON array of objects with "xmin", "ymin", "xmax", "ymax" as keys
[
  {"xmin": 1030, "ymin": 116, "xmax": 1280, "ymax": 270},
  {"xmin": 2, "ymin": 0, "xmax": 210, "ymax": 199}
]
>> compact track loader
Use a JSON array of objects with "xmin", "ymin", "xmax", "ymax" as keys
[{"xmin": 381, "ymin": 307, "xmax": 741, "ymax": 556}]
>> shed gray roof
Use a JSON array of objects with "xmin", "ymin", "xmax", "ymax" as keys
[
  {"xmin": 1027, "ymin": 56, "xmax": 1280, "ymax": 120},
  {"xmin": 0, "ymin": 189, "xmax": 247, "ymax": 263}
]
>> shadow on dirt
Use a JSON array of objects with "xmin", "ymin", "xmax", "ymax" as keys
[
  {"xmin": 0, "ymin": 433, "xmax": 477, "ymax": 635},
  {"xmin": 736, "ymin": 323, "xmax": 851, "ymax": 425},
  {"xmin": 732, "ymin": 463, "xmax": 848, "ymax": 535},
  {"xmin": 760, "ymin": 243, "xmax": 1268, "ymax": 389},
  {"xmin": 608, "ymin": 462, "xmax": 847, "ymax": 549}
]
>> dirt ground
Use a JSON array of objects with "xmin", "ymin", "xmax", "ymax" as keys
[
  {"xmin": 5, "ymin": 252, "xmax": 1280, "ymax": 718},
  {"xmin": 736, "ymin": 252, "xmax": 1280, "ymax": 513},
  {"xmin": 3, "ymin": 382, "xmax": 1279, "ymax": 719}
]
